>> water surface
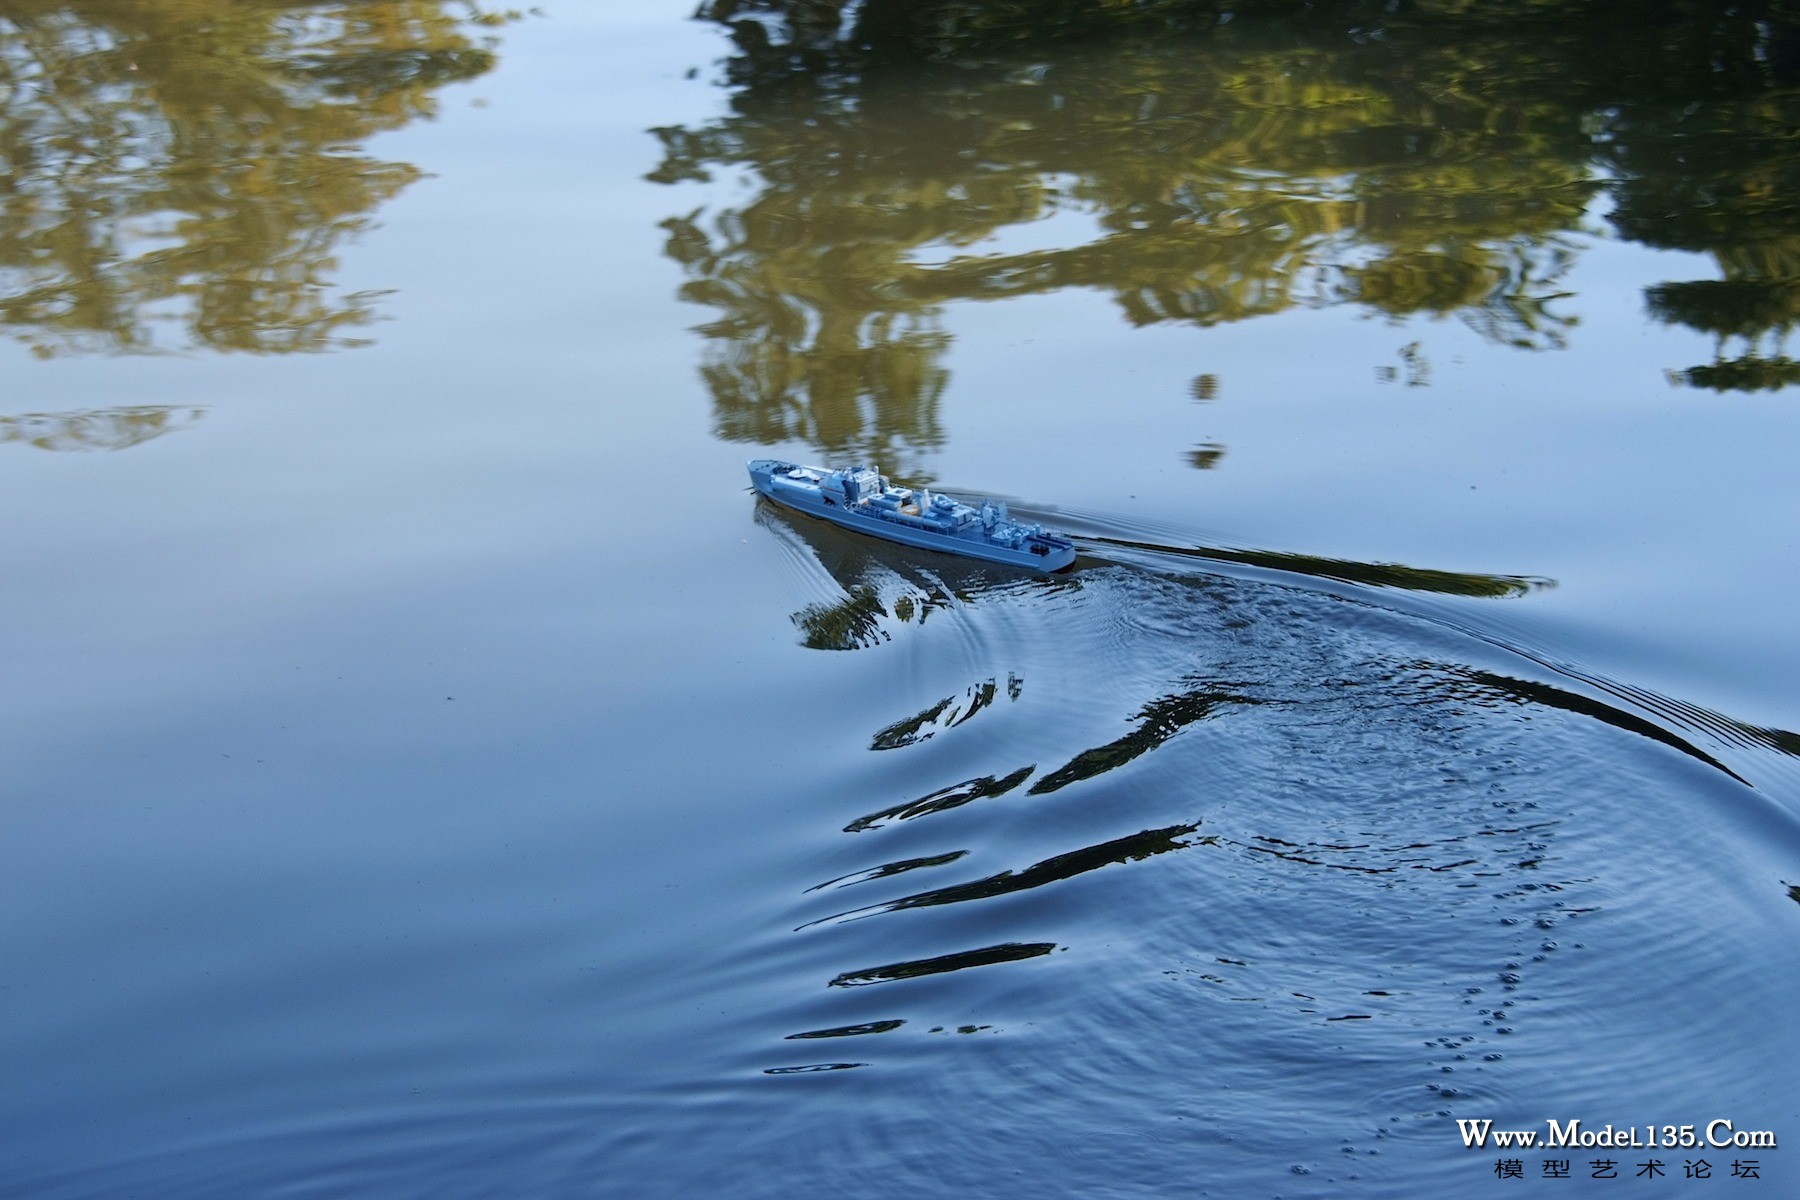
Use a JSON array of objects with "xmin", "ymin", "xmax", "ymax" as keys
[{"xmin": 4, "ymin": 2, "xmax": 1800, "ymax": 1196}]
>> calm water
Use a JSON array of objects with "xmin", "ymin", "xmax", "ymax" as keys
[{"xmin": 5, "ymin": 2, "xmax": 1800, "ymax": 1196}]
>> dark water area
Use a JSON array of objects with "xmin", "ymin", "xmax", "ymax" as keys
[{"xmin": 5, "ymin": 2, "xmax": 1800, "ymax": 1197}]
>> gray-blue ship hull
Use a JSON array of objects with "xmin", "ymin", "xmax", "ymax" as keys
[{"xmin": 748, "ymin": 459, "xmax": 1076, "ymax": 573}]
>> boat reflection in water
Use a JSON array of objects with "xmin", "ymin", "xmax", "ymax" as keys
[{"xmin": 752, "ymin": 496, "xmax": 1071, "ymax": 652}]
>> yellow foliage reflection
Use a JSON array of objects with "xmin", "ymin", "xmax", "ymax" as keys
[
  {"xmin": 0, "ymin": 0, "xmax": 506, "ymax": 356},
  {"xmin": 0, "ymin": 403, "xmax": 202, "ymax": 451},
  {"xmin": 658, "ymin": 0, "xmax": 1800, "ymax": 469}
]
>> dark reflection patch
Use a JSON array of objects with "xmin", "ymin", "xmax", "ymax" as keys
[
  {"xmin": 869, "ymin": 694, "xmax": 956, "ymax": 750},
  {"xmin": 1030, "ymin": 687, "xmax": 1257, "ymax": 794},
  {"xmin": 870, "ymin": 678, "xmax": 1018, "ymax": 750},
  {"xmin": 794, "ymin": 584, "xmax": 889, "ymax": 650},
  {"xmin": 828, "ymin": 941, "xmax": 1056, "ymax": 987},
  {"xmin": 1083, "ymin": 534, "xmax": 1552, "ymax": 599},
  {"xmin": 806, "ymin": 851, "xmax": 970, "ymax": 892},
  {"xmin": 1673, "ymin": 355, "xmax": 1800, "ymax": 393},
  {"xmin": 807, "ymin": 824, "xmax": 1204, "ymax": 928},
  {"xmin": 1445, "ymin": 666, "xmax": 1746, "ymax": 783},
  {"xmin": 784, "ymin": 1020, "xmax": 905, "ymax": 1040},
  {"xmin": 844, "ymin": 767, "xmax": 1034, "ymax": 832}
]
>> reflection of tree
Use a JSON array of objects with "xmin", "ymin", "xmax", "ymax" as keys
[
  {"xmin": 655, "ymin": 1, "xmax": 1612, "ymax": 463},
  {"xmin": 661, "ymin": 204, "xmax": 949, "ymax": 467},
  {"xmin": 0, "ymin": 1, "xmax": 505, "ymax": 356},
  {"xmin": 0, "ymin": 404, "xmax": 202, "ymax": 451},
  {"xmin": 663, "ymin": 0, "xmax": 1800, "ymax": 460},
  {"xmin": 1622, "ymin": 95, "xmax": 1800, "ymax": 391},
  {"xmin": 1670, "ymin": 354, "xmax": 1800, "ymax": 392}
]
